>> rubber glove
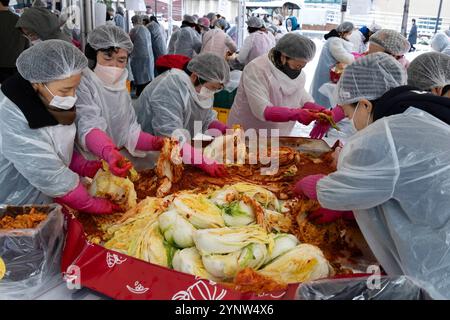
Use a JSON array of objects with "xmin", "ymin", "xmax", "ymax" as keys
[
  {"xmin": 69, "ymin": 150, "xmax": 102, "ymax": 178},
  {"xmin": 208, "ymin": 120, "xmax": 229, "ymax": 134},
  {"xmin": 264, "ymin": 106, "xmax": 320, "ymax": 125},
  {"xmin": 301, "ymin": 101, "xmax": 327, "ymax": 112},
  {"xmin": 309, "ymin": 105, "xmax": 346, "ymax": 139},
  {"xmin": 55, "ymin": 182, "xmax": 121, "ymax": 215},
  {"xmin": 293, "ymin": 174, "xmax": 326, "ymax": 200},
  {"xmin": 136, "ymin": 131, "xmax": 164, "ymax": 151},
  {"xmin": 85, "ymin": 128, "xmax": 132, "ymax": 177},
  {"xmin": 181, "ymin": 143, "xmax": 227, "ymax": 177},
  {"xmin": 308, "ymin": 208, "xmax": 355, "ymax": 224}
]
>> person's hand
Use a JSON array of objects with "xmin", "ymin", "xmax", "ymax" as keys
[
  {"xmin": 293, "ymin": 174, "xmax": 326, "ymax": 199},
  {"xmin": 148, "ymin": 135, "xmax": 165, "ymax": 151},
  {"xmin": 87, "ymin": 198, "xmax": 122, "ymax": 215},
  {"xmin": 308, "ymin": 208, "xmax": 354, "ymax": 224},
  {"xmin": 83, "ymin": 160, "xmax": 102, "ymax": 178},
  {"xmin": 309, "ymin": 121, "xmax": 331, "ymax": 139},
  {"xmin": 330, "ymin": 144, "xmax": 343, "ymax": 168},
  {"xmin": 104, "ymin": 148, "xmax": 132, "ymax": 177},
  {"xmin": 199, "ymin": 162, "xmax": 228, "ymax": 177},
  {"xmin": 302, "ymin": 102, "xmax": 327, "ymax": 113},
  {"xmin": 136, "ymin": 132, "xmax": 165, "ymax": 151}
]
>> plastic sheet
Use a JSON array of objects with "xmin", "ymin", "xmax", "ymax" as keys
[
  {"xmin": 0, "ymin": 204, "xmax": 65, "ymax": 300},
  {"xmin": 296, "ymin": 276, "xmax": 441, "ymax": 300}
]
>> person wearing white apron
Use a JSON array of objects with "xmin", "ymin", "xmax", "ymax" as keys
[{"xmin": 0, "ymin": 40, "xmax": 118, "ymax": 214}]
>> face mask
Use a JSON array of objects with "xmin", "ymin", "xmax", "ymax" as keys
[
  {"xmin": 44, "ymin": 84, "xmax": 77, "ymax": 110},
  {"xmin": 279, "ymin": 63, "xmax": 301, "ymax": 79},
  {"xmin": 94, "ymin": 63, "xmax": 125, "ymax": 86},
  {"xmin": 197, "ymin": 86, "xmax": 217, "ymax": 109},
  {"xmin": 351, "ymin": 102, "xmax": 371, "ymax": 131}
]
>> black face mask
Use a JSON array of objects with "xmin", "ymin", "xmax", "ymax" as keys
[{"xmin": 280, "ymin": 63, "xmax": 301, "ymax": 79}]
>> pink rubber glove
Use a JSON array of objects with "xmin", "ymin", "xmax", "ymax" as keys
[
  {"xmin": 309, "ymin": 105, "xmax": 346, "ymax": 139},
  {"xmin": 69, "ymin": 150, "xmax": 102, "ymax": 178},
  {"xmin": 302, "ymin": 101, "xmax": 327, "ymax": 112},
  {"xmin": 181, "ymin": 143, "xmax": 227, "ymax": 177},
  {"xmin": 351, "ymin": 52, "xmax": 363, "ymax": 59},
  {"xmin": 136, "ymin": 131, "xmax": 164, "ymax": 151},
  {"xmin": 208, "ymin": 120, "xmax": 229, "ymax": 134},
  {"xmin": 293, "ymin": 174, "xmax": 326, "ymax": 200},
  {"xmin": 308, "ymin": 208, "xmax": 355, "ymax": 224},
  {"xmin": 55, "ymin": 182, "xmax": 121, "ymax": 215},
  {"xmin": 264, "ymin": 106, "xmax": 319, "ymax": 125},
  {"xmin": 85, "ymin": 128, "xmax": 131, "ymax": 177}
]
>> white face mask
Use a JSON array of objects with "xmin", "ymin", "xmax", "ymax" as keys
[
  {"xmin": 94, "ymin": 63, "xmax": 125, "ymax": 86},
  {"xmin": 197, "ymin": 86, "xmax": 217, "ymax": 109},
  {"xmin": 44, "ymin": 84, "xmax": 77, "ymax": 110},
  {"xmin": 351, "ymin": 101, "xmax": 371, "ymax": 131}
]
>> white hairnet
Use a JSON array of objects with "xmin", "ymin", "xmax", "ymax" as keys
[
  {"xmin": 206, "ymin": 12, "xmax": 216, "ymax": 21},
  {"xmin": 336, "ymin": 21, "xmax": 354, "ymax": 33},
  {"xmin": 32, "ymin": 0, "xmax": 47, "ymax": 7},
  {"xmin": 247, "ymin": 16, "xmax": 263, "ymax": 28},
  {"xmin": 370, "ymin": 29, "xmax": 410, "ymax": 55},
  {"xmin": 187, "ymin": 53, "xmax": 230, "ymax": 84},
  {"xmin": 336, "ymin": 52, "xmax": 407, "ymax": 105},
  {"xmin": 87, "ymin": 24, "xmax": 134, "ymax": 53},
  {"xmin": 275, "ymin": 33, "xmax": 316, "ymax": 61},
  {"xmin": 16, "ymin": 39, "xmax": 88, "ymax": 83},
  {"xmin": 274, "ymin": 14, "xmax": 284, "ymax": 22},
  {"xmin": 407, "ymin": 52, "xmax": 450, "ymax": 90},
  {"xmin": 183, "ymin": 14, "xmax": 197, "ymax": 24},
  {"xmin": 431, "ymin": 33, "xmax": 450, "ymax": 53},
  {"xmin": 369, "ymin": 23, "xmax": 382, "ymax": 33}
]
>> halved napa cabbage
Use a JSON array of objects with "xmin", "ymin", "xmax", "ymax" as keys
[
  {"xmin": 158, "ymin": 209, "xmax": 196, "ymax": 248},
  {"xmin": 171, "ymin": 193, "xmax": 225, "ymax": 229},
  {"xmin": 172, "ymin": 247, "xmax": 217, "ymax": 281}
]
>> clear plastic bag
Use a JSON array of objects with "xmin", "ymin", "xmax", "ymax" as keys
[
  {"xmin": 0, "ymin": 204, "xmax": 65, "ymax": 300},
  {"xmin": 295, "ymin": 276, "xmax": 443, "ymax": 300}
]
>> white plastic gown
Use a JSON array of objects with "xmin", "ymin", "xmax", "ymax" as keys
[
  {"xmin": 147, "ymin": 22, "xmax": 168, "ymax": 63},
  {"xmin": 310, "ymin": 37, "xmax": 354, "ymax": 108},
  {"xmin": 348, "ymin": 30, "xmax": 367, "ymax": 54},
  {"xmin": 75, "ymin": 68, "xmax": 145, "ymax": 158},
  {"xmin": 167, "ymin": 27, "xmax": 202, "ymax": 58},
  {"xmin": 317, "ymin": 107, "xmax": 450, "ymax": 299},
  {"xmin": 0, "ymin": 92, "xmax": 79, "ymax": 205},
  {"xmin": 129, "ymin": 25, "xmax": 154, "ymax": 85},
  {"xmin": 237, "ymin": 31, "xmax": 275, "ymax": 65},
  {"xmin": 201, "ymin": 29, "xmax": 237, "ymax": 58},
  {"xmin": 135, "ymin": 68, "xmax": 216, "ymax": 138},
  {"xmin": 227, "ymin": 54, "xmax": 314, "ymax": 136}
]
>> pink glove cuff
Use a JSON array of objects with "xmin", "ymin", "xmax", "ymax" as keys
[
  {"xmin": 295, "ymin": 174, "xmax": 326, "ymax": 200},
  {"xmin": 55, "ymin": 182, "xmax": 93, "ymax": 211},
  {"xmin": 85, "ymin": 128, "xmax": 117, "ymax": 160},
  {"xmin": 136, "ymin": 131, "xmax": 164, "ymax": 151},
  {"xmin": 332, "ymin": 105, "xmax": 346, "ymax": 122},
  {"xmin": 181, "ymin": 143, "xmax": 210, "ymax": 166},
  {"xmin": 208, "ymin": 120, "xmax": 229, "ymax": 134},
  {"xmin": 302, "ymin": 102, "xmax": 326, "ymax": 112},
  {"xmin": 69, "ymin": 150, "xmax": 86, "ymax": 176},
  {"xmin": 264, "ymin": 106, "xmax": 297, "ymax": 122}
]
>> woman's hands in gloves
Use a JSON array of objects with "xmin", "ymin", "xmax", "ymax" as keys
[
  {"xmin": 69, "ymin": 150, "xmax": 102, "ymax": 178},
  {"xmin": 181, "ymin": 143, "xmax": 228, "ymax": 178},
  {"xmin": 264, "ymin": 105, "xmax": 331, "ymax": 125},
  {"xmin": 136, "ymin": 131, "xmax": 165, "ymax": 151},
  {"xmin": 309, "ymin": 105, "xmax": 346, "ymax": 139},
  {"xmin": 308, "ymin": 208, "xmax": 355, "ymax": 224},
  {"xmin": 55, "ymin": 182, "xmax": 121, "ymax": 215}
]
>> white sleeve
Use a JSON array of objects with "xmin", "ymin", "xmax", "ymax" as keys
[
  {"xmin": 240, "ymin": 64, "xmax": 271, "ymax": 121},
  {"xmin": 317, "ymin": 120, "xmax": 399, "ymax": 211},
  {"xmin": 225, "ymin": 34, "xmax": 237, "ymax": 53},
  {"xmin": 329, "ymin": 39, "xmax": 355, "ymax": 65},
  {"xmin": 0, "ymin": 105, "xmax": 79, "ymax": 198},
  {"xmin": 75, "ymin": 76, "xmax": 108, "ymax": 151},
  {"xmin": 237, "ymin": 36, "xmax": 253, "ymax": 64}
]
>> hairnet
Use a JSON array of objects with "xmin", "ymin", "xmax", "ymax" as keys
[
  {"xmin": 274, "ymin": 14, "xmax": 284, "ymax": 22},
  {"xmin": 431, "ymin": 33, "xmax": 450, "ymax": 52},
  {"xmin": 444, "ymin": 29, "xmax": 450, "ymax": 37},
  {"xmin": 87, "ymin": 24, "xmax": 133, "ymax": 53},
  {"xmin": 267, "ymin": 25, "xmax": 278, "ymax": 34},
  {"xmin": 336, "ymin": 52, "xmax": 407, "ymax": 105},
  {"xmin": 131, "ymin": 15, "xmax": 143, "ymax": 25},
  {"xmin": 183, "ymin": 14, "xmax": 197, "ymax": 24},
  {"xmin": 198, "ymin": 17, "xmax": 210, "ymax": 29},
  {"xmin": 187, "ymin": 53, "xmax": 230, "ymax": 84},
  {"xmin": 247, "ymin": 16, "xmax": 263, "ymax": 28},
  {"xmin": 16, "ymin": 7, "xmax": 61, "ymax": 40},
  {"xmin": 336, "ymin": 21, "xmax": 354, "ymax": 33},
  {"xmin": 275, "ymin": 33, "xmax": 316, "ymax": 61},
  {"xmin": 370, "ymin": 29, "xmax": 411, "ymax": 55},
  {"xmin": 206, "ymin": 12, "xmax": 216, "ymax": 21},
  {"xmin": 369, "ymin": 23, "xmax": 382, "ymax": 33},
  {"xmin": 16, "ymin": 39, "xmax": 88, "ymax": 83},
  {"xmin": 215, "ymin": 18, "xmax": 227, "ymax": 29},
  {"xmin": 407, "ymin": 52, "xmax": 450, "ymax": 90},
  {"xmin": 117, "ymin": 6, "xmax": 125, "ymax": 15},
  {"xmin": 32, "ymin": 0, "xmax": 47, "ymax": 7}
]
